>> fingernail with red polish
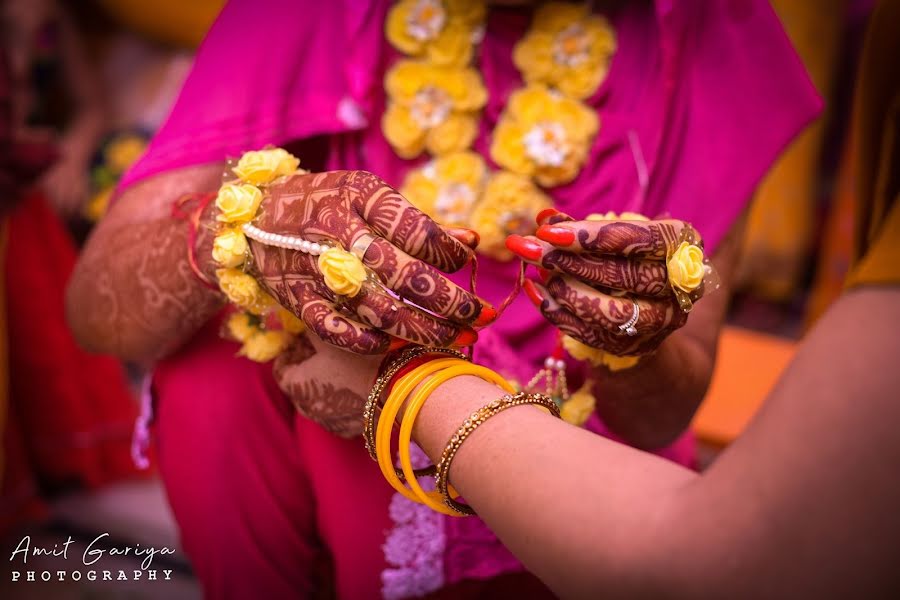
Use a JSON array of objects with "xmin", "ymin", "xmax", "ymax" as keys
[
  {"xmin": 388, "ymin": 337, "xmax": 409, "ymax": 351},
  {"xmin": 474, "ymin": 303, "xmax": 498, "ymax": 327},
  {"xmin": 452, "ymin": 328, "xmax": 478, "ymax": 347},
  {"xmin": 536, "ymin": 208, "xmax": 559, "ymax": 225},
  {"xmin": 536, "ymin": 225, "xmax": 575, "ymax": 246},
  {"xmin": 537, "ymin": 268, "xmax": 551, "ymax": 283},
  {"xmin": 523, "ymin": 279, "xmax": 544, "ymax": 308},
  {"xmin": 446, "ymin": 227, "xmax": 480, "ymax": 249},
  {"xmin": 505, "ymin": 234, "xmax": 543, "ymax": 261}
]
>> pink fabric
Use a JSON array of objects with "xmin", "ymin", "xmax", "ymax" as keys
[{"xmin": 134, "ymin": 1, "xmax": 822, "ymax": 597}]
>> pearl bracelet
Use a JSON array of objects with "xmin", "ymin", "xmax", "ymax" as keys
[{"xmin": 241, "ymin": 222, "xmax": 330, "ymax": 255}]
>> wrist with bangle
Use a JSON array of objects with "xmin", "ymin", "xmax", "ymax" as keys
[{"xmin": 367, "ymin": 347, "xmax": 561, "ymax": 516}]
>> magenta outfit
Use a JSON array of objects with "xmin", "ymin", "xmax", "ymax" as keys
[{"xmin": 124, "ymin": 1, "xmax": 821, "ymax": 598}]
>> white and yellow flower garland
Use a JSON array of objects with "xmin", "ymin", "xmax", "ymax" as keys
[{"xmin": 384, "ymin": 0, "xmax": 617, "ymax": 260}]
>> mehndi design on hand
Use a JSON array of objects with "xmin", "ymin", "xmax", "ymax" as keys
[{"xmin": 249, "ymin": 170, "xmax": 490, "ymax": 354}]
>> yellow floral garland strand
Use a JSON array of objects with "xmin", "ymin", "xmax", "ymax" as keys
[
  {"xmin": 384, "ymin": 1, "xmax": 617, "ymax": 260},
  {"xmin": 211, "ymin": 147, "xmax": 308, "ymax": 362}
]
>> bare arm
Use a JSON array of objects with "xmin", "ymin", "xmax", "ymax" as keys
[
  {"xmin": 66, "ymin": 163, "xmax": 225, "ymax": 364},
  {"xmin": 409, "ymin": 287, "xmax": 900, "ymax": 598}
]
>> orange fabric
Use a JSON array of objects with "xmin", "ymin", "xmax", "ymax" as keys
[{"xmin": 692, "ymin": 326, "xmax": 796, "ymax": 446}]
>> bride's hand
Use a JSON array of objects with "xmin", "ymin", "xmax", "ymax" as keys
[
  {"xmin": 248, "ymin": 170, "xmax": 493, "ymax": 355},
  {"xmin": 506, "ymin": 209, "xmax": 699, "ymax": 356},
  {"xmin": 273, "ymin": 332, "xmax": 381, "ymax": 437}
]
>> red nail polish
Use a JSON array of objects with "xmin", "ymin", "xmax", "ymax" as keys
[
  {"xmin": 388, "ymin": 337, "xmax": 409, "ymax": 351},
  {"xmin": 537, "ymin": 268, "xmax": 551, "ymax": 283},
  {"xmin": 505, "ymin": 234, "xmax": 543, "ymax": 261},
  {"xmin": 536, "ymin": 225, "xmax": 575, "ymax": 246},
  {"xmin": 474, "ymin": 304, "xmax": 498, "ymax": 327},
  {"xmin": 522, "ymin": 279, "xmax": 543, "ymax": 307},
  {"xmin": 452, "ymin": 328, "xmax": 478, "ymax": 347},
  {"xmin": 446, "ymin": 227, "xmax": 480, "ymax": 249},
  {"xmin": 536, "ymin": 208, "xmax": 559, "ymax": 225}
]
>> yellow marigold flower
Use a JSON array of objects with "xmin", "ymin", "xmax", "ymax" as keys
[
  {"xmin": 601, "ymin": 353, "xmax": 640, "ymax": 371},
  {"xmin": 216, "ymin": 268, "xmax": 271, "ymax": 314},
  {"xmin": 215, "ymin": 183, "xmax": 263, "ymax": 224},
  {"xmin": 225, "ymin": 311, "xmax": 258, "ymax": 343},
  {"xmin": 240, "ymin": 329, "xmax": 292, "ymax": 363},
  {"xmin": 233, "ymin": 148, "xmax": 300, "ymax": 185},
  {"xmin": 667, "ymin": 241, "xmax": 705, "ymax": 292},
  {"xmin": 560, "ymin": 383, "xmax": 596, "ymax": 426},
  {"xmin": 212, "ymin": 228, "xmax": 249, "ymax": 268},
  {"xmin": 586, "ymin": 211, "xmax": 649, "ymax": 221},
  {"xmin": 490, "ymin": 84, "xmax": 598, "ymax": 187},
  {"xmin": 385, "ymin": 0, "xmax": 485, "ymax": 67},
  {"xmin": 104, "ymin": 135, "xmax": 146, "ymax": 173},
  {"xmin": 318, "ymin": 248, "xmax": 367, "ymax": 297},
  {"xmin": 513, "ymin": 3, "xmax": 616, "ymax": 100},
  {"xmin": 399, "ymin": 151, "xmax": 487, "ymax": 227},
  {"xmin": 471, "ymin": 170, "xmax": 551, "ymax": 260},
  {"xmin": 277, "ymin": 307, "xmax": 306, "ymax": 335},
  {"xmin": 382, "ymin": 60, "xmax": 486, "ymax": 158}
]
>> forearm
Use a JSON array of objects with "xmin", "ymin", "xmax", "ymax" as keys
[
  {"xmin": 410, "ymin": 374, "xmax": 696, "ymax": 597},
  {"xmin": 66, "ymin": 163, "xmax": 225, "ymax": 363}
]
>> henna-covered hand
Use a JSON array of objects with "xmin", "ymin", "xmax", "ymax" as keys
[
  {"xmin": 245, "ymin": 171, "xmax": 493, "ymax": 354},
  {"xmin": 272, "ymin": 331, "xmax": 382, "ymax": 438},
  {"xmin": 508, "ymin": 209, "xmax": 697, "ymax": 356}
]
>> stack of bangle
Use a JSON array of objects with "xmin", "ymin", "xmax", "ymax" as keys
[{"xmin": 367, "ymin": 346, "xmax": 561, "ymax": 516}]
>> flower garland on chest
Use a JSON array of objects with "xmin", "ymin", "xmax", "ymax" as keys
[{"xmin": 383, "ymin": 0, "xmax": 617, "ymax": 260}]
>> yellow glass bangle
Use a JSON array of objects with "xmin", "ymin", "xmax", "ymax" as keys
[
  {"xmin": 399, "ymin": 363, "xmax": 515, "ymax": 516},
  {"xmin": 376, "ymin": 359, "xmax": 462, "ymax": 504}
]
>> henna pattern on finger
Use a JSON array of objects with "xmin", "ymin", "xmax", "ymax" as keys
[
  {"xmin": 537, "ymin": 278, "xmax": 686, "ymax": 356},
  {"xmin": 542, "ymin": 251, "xmax": 670, "ymax": 296},
  {"xmin": 344, "ymin": 170, "xmax": 470, "ymax": 272},
  {"xmin": 576, "ymin": 222, "xmax": 681, "ymax": 259}
]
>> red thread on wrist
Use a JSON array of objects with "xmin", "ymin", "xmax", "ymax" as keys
[{"xmin": 173, "ymin": 192, "xmax": 219, "ymax": 291}]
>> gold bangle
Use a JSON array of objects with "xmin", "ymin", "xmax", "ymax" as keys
[
  {"xmin": 363, "ymin": 346, "xmax": 468, "ymax": 464},
  {"xmin": 434, "ymin": 392, "xmax": 561, "ymax": 516}
]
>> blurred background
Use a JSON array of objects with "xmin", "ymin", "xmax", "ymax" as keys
[{"xmin": 0, "ymin": 0, "xmax": 878, "ymax": 597}]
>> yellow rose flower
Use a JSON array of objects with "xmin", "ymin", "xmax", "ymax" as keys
[
  {"xmin": 513, "ymin": 3, "xmax": 617, "ymax": 100},
  {"xmin": 317, "ymin": 248, "xmax": 367, "ymax": 297},
  {"xmin": 215, "ymin": 183, "xmax": 263, "ymax": 224},
  {"xmin": 212, "ymin": 228, "xmax": 249, "ymax": 268},
  {"xmin": 471, "ymin": 170, "xmax": 551, "ymax": 260},
  {"xmin": 232, "ymin": 148, "xmax": 300, "ymax": 185},
  {"xmin": 277, "ymin": 307, "xmax": 306, "ymax": 335},
  {"xmin": 225, "ymin": 311, "xmax": 259, "ymax": 343},
  {"xmin": 382, "ymin": 60, "xmax": 486, "ymax": 158},
  {"xmin": 240, "ymin": 329, "xmax": 292, "ymax": 363},
  {"xmin": 216, "ymin": 268, "xmax": 271, "ymax": 313},
  {"xmin": 490, "ymin": 84, "xmax": 598, "ymax": 187},
  {"xmin": 667, "ymin": 241, "xmax": 705, "ymax": 292},
  {"xmin": 560, "ymin": 383, "xmax": 596, "ymax": 426},
  {"xmin": 385, "ymin": 0, "xmax": 484, "ymax": 67},
  {"xmin": 399, "ymin": 152, "xmax": 487, "ymax": 227}
]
